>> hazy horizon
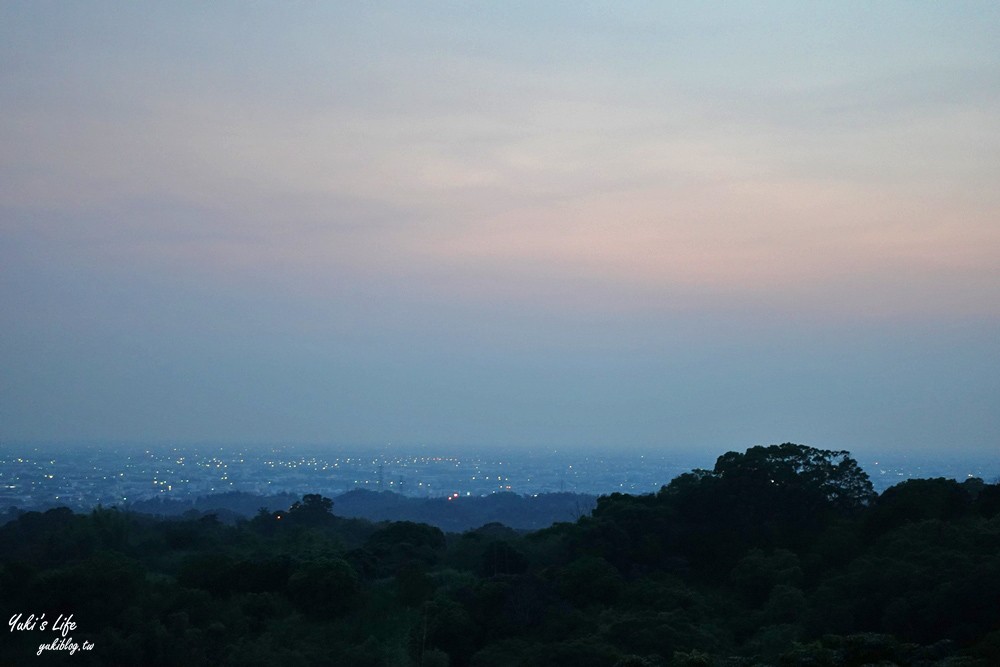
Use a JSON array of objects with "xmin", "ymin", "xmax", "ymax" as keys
[
  {"xmin": 2, "ymin": 438, "xmax": 996, "ymax": 469},
  {"xmin": 3, "ymin": 3, "xmax": 998, "ymax": 457}
]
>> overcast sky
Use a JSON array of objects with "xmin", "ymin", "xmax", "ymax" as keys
[{"xmin": 2, "ymin": 2, "xmax": 998, "ymax": 457}]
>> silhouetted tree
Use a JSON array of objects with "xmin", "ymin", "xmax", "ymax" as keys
[{"xmin": 286, "ymin": 494, "xmax": 336, "ymax": 526}]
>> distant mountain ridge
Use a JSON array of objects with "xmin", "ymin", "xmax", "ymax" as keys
[
  {"xmin": 331, "ymin": 488, "xmax": 595, "ymax": 531},
  {"xmin": 118, "ymin": 488, "xmax": 597, "ymax": 532}
]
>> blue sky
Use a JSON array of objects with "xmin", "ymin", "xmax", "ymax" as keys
[{"xmin": 2, "ymin": 2, "xmax": 998, "ymax": 455}]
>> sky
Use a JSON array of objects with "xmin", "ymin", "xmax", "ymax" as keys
[{"xmin": 2, "ymin": 2, "xmax": 999, "ymax": 457}]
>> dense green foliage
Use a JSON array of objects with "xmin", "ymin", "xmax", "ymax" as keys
[{"xmin": 2, "ymin": 444, "xmax": 999, "ymax": 666}]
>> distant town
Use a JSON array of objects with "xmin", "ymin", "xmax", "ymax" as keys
[{"xmin": 1, "ymin": 443, "xmax": 996, "ymax": 514}]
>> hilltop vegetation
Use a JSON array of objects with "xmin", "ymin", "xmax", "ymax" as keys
[{"xmin": 2, "ymin": 443, "xmax": 999, "ymax": 666}]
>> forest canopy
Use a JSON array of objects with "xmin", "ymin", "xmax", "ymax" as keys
[{"xmin": 2, "ymin": 443, "xmax": 998, "ymax": 666}]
